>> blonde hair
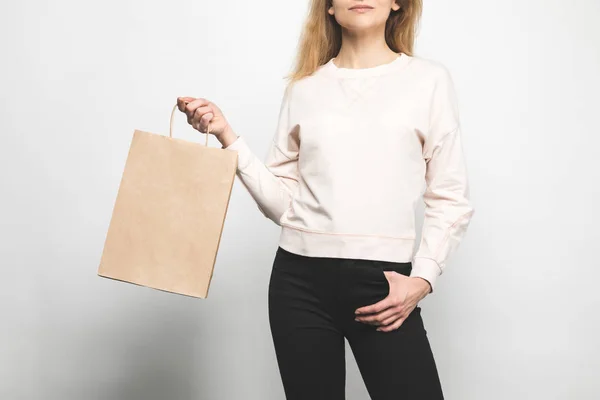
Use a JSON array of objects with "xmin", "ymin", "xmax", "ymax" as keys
[{"xmin": 285, "ymin": 0, "xmax": 422, "ymax": 83}]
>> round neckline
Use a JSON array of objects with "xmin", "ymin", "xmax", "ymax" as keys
[{"xmin": 321, "ymin": 52, "xmax": 411, "ymax": 78}]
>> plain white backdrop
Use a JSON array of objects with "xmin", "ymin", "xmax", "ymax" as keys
[{"xmin": 1, "ymin": 0, "xmax": 599, "ymax": 399}]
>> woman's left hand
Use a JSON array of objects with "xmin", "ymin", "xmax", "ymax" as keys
[{"xmin": 354, "ymin": 273, "xmax": 431, "ymax": 332}]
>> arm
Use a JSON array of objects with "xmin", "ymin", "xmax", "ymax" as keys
[
  {"xmin": 411, "ymin": 66, "xmax": 475, "ymax": 293},
  {"xmin": 222, "ymin": 84, "xmax": 300, "ymax": 225}
]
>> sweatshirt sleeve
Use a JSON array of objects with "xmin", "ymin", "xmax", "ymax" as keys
[
  {"xmin": 222, "ymin": 83, "xmax": 300, "ymax": 225},
  {"xmin": 410, "ymin": 66, "xmax": 475, "ymax": 293}
]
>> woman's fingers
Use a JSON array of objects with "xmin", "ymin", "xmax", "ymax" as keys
[
  {"xmin": 184, "ymin": 99, "xmax": 210, "ymax": 130},
  {"xmin": 193, "ymin": 106, "xmax": 214, "ymax": 132},
  {"xmin": 176, "ymin": 96, "xmax": 226, "ymax": 136},
  {"xmin": 177, "ymin": 96, "xmax": 196, "ymax": 112},
  {"xmin": 377, "ymin": 315, "xmax": 406, "ymax": 332},
  {"xmin": 355, "ymin": 296, "xmax": 394, "ymax": 316},
  {"xmin": 380, "ymin": 308, "xmax": 409, "ymax": 327},
  {"xmin": 185, "ymin": 98, "xmax": 210, "ymax": 116},
  {"xmin": 176, "ymin": 97, "xmax": 209, "ymax": 117},
  {"xmin": 356, "ymin": 306, "xmax": 399, "ymax": 326}
]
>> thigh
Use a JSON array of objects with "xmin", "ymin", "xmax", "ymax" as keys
[
  {"xmin": 339, "ymin": 260, "xmax": 444, "ymax": 400},
  {"xmin": 348, "ymin": 306, "xmax": 444, "ymax": 400},
  {"xmin": 268, "ymin": 247, "xmax": 346, "ymax": 400}
]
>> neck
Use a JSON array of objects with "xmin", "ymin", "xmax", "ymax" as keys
[{"xmin": 334, "ymin": 26, "xmax": 398, "ymax": 69}]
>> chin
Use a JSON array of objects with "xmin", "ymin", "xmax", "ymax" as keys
[{"xmin": 338, "ymin": 17, "xmax": 380, "ymax": 32}]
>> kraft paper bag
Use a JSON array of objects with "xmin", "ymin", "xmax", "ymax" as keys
[{"xmin": 98, "ymin": 104, "xmax": 238, "ymax": 298}]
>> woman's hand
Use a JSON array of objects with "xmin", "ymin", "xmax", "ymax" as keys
[
  {"xmin": 176, "ymin": 97, "xmax": 236, "ymax": 144},
  {"xmin": 354, "ymin": 273, "xmax": 431, "ymax": 332}
]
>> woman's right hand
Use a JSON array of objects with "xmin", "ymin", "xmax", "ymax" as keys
[{"xmin": 176, "ymin": 97, "xmax": 233, "ymax": 140}]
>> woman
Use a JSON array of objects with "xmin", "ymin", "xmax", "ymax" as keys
[{"xmin": 177, "ymin": 0, "xmax": 474, "ymax": 398}]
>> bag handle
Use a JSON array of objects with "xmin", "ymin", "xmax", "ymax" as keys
[{"xmin": 169, "ymin": 104, "xmax": 210, "ymax": 147}]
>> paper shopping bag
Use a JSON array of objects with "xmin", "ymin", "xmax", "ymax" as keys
[{"xmin": 97, "ymin": 104, "xmax": 237, "ymax": 298}]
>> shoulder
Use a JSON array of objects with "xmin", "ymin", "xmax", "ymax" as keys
[
  {"xmin": 405, "ymin": 55, "xmax": 455, "ymax": 85},
  {"xmin": 280, "ymin": 69, "xmax": 324, "ymax": 105},
  {"xmin": 288, "ymin": 68, "xmax": 323, "ymax": 91},
  {"xmin": 408, "ymin": 57, "xmax": 461, "ymax": 132}
]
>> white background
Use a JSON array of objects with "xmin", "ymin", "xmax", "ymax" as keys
[{"xmin": 1, "ymin": 0, "xmax": 599, "ymax": 399}]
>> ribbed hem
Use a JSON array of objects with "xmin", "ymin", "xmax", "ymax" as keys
[
  {"xmin": 410, "ymin": 257, "xmax": 442, "ymax": 293},
  {"xmin": 278, "ymin": 224, "xmax": 415, "ymax": 263}
]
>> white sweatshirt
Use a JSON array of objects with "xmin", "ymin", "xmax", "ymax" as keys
[{"xmin": 223, "ymin": 53, "xmax": 475, "ymax": 292}]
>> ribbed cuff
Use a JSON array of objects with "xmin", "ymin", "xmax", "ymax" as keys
[
  {"xmin": 410, "ymin": 257, "xmax": 442, "ymax": 293},
  {"xmin": 222, "ymin": 136, "xmax": 254, "ymax": 171}
]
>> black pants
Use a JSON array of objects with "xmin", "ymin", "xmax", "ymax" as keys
[{"xmin": 268, "ymin": 246, "xmax": 444, "ymax": 400}]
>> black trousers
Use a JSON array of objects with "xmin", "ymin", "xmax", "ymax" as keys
[{"xmin": 268, "ymin": 246, "xmax": 444, "ymax": 400}]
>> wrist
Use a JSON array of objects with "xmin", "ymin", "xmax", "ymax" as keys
[
  {"xmin": 413, "ymin": 277, "xmax": 431, "ymax": 298},
  {"xmin": 410, "ymin": 258, "xmax": 440, "ymax": 293},
  {"xmin": 217, "ymin": 125, "xmax": 238, "ymax": 148}
]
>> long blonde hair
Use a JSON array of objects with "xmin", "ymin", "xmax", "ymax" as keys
[{"xmin": 285, "ymin": 0, "xmax": 422, "ymax": 83}]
